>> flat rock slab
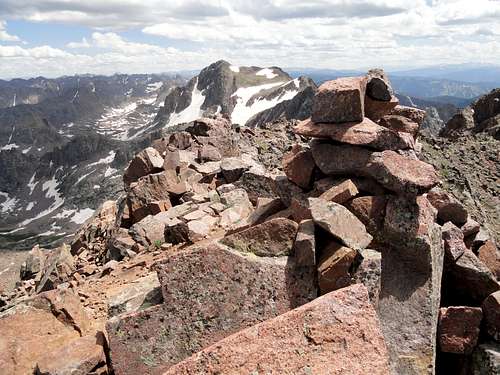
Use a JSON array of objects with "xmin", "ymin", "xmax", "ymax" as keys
[
  {"xmin": 164, "ymin": 284, "xmax": 391, "ymax": 375},
  {"xmin": 294, "ymin": 117, "xmax": 414, "ymax": 150},
  {"xmin": 312, "ymin": 77, "xmax": 367, "ymax": 123},
  {"xmin": 319, "ymin": 178, "xmax": 359, "ymax": 204},
  {"xmin": 106, "ymin": 245, "xmax": 316, "ymax": 375},
  {"xmin": 309, "ymin": 197, "xmax": 372, "ymax": 250},
  {"xmin": 391, "ymin": 105, "xmax": 426, "ymax": 126},
  {"xmin": 317, "ymin": 241, "xmax": 357, "ymax": 294},
  {"xmin": 365, "ymin": 95, "xmax": 399, "ymax": 122},
  {"xmin": 220, "ymin": 218, "xmax": 298, "ymax": 257},
  {"xmin": 379, "ymin": 115, "xmax": 420, "ymax": 136}
]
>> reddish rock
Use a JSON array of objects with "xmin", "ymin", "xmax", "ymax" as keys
[
  {"xmin": 367, "ymin": 150, "xmax": 439, "ymax": 195},
  {"xmin": 106, "ymin": 245, "xmax": 316, "ymax": 375},
  {"xmin": 197, "ymin": 144, "xmax": 221, "ymax": 162},
  {"xmin": 391, "ymin": 105, "xmax": 426, "ymax": 126},
  {"xmin": 35, "ymin": 244, "xmax": 75, "ymax": 293},
  {"xmin": 221, "ymin": 218, "xmax": 298, "ymax": 257},
  {"xmin": 379, "ymin": 114, "xmax": 420, "ymax": 136},
  {"xmin": 478, "ymin": 240, "xmax": 500, "ymax": 279},
  {"xmin": 482, "ymin": 291, "xmax": 500, "ymax": 341},
  {"xmin": 123, "ymin": 147, "xmax": 164, "ymax": 186},
  {"xmin": 461, "ymin": 218, "xmax": 481, "ymax": 238},
  {"xmin": 220, "ymin": 157, "xmax": 249, "ymax": 183},
  {"xmin": 168, "ymin": 131, "xmax": 192, "ymax": 150},
  {"xmin": 164, "ymin": 284, "xmax": 391, "ymax": 375},
  {"xmin": 314, "ymin": 176, "xmax": 386, "ymax": 196},
  {"xmin": 365, "ymin": 95, "xmax": 399, "ymax": 122},
  {"xmin": 319, "ymin": 179, "xmax": 359, "ymax": 204},
  {"xmin": 345, "ymin": 195, "xmax": 388, "ymax": 236},
  {"xmin": 352, "ymin": 249, "xmax": 381, "ymax": 309},
  {"xmin": 282, "ymin": 144, "xmax": 315, "ymax": 189},
  {"xmin": 366, "ymin": 68, "xmax": 393, "ymax": 101},
  {"xmin": 311, "ymin": 140, "xmax": 372, "ymax": 176},
  {"xmin": 293, "ymin": 219, "xmax": 316, "ymax": 266},
  {"xmin": 294, "ymin": 117, "xmax": 414, "ymax": 150},
  {"xmin": 427, "ymin": 188, "xmax": 468, "ymax": 225},
  {"xmin": 442, "ymin": 221, "xmax": 467, "ymax": 262},
  {"xmin": 309, "ymin": 197, "xmax": 372, "ymax": 250},
  {"xmin": 318, "ymin": 241, "xmax": 357, "ymax": 293},
  {"xmin": 244, "ymin": 197, "xmax": 284, "ymax": 227},
  {"xmin": 129, "ymin": 214, "xmax": 169, "ymax": 246},
  {"xmin": 312, "ymin": 77, "xmax": 367, "ymax": 123},
  {"xmin": 438, "ymin": 306, "xmax": 482, "ymax": 354},
  {"xmin": 379, "ymin": 195, "xmax": 444, "ymax": 375}
]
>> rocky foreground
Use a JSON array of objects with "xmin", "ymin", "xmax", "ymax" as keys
[{"xmin": 0, "ymin": 70, "xmax": 499, "ymax": 375}]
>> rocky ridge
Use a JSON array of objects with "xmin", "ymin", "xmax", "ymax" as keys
[{"xmin": 0, "ymin": 70, "xmax": 499, "ymax": 374}]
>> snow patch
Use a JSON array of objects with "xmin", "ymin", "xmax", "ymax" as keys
[
  {"xmin": 53, "ymin": 209, "xmax": 76, "ymax": 219},
  {"xmin": 229, "ymin": 65, "xmax": 240, "ymax": 73},
  {"xmin": 28, "ymin": 173, "xmax": 38, "ymax": 195},
  {"xmin": 104, "ymin": 167, "xmax": 118, "ymax": 177},
  {"xmin": 0, "ymin": 192, "xmax": 18, "ymax": 213},
  {"xmin": 256, "ymin": 68, "xmax": 278, "ymax": 79},
  {"xmin": 26, "ymin": 202, "xmax": 35, "ymax": 211},
  {"xmin": 88, "ymin": 151, "xmax": 116, "ymax": 166},
  {"xmin": 76, "ymin": 170, "xmax": 95, "ymax": 185},
  {"xmin": 22, "ymin": 146, "xmax": 32, "ymax": 154},
  {"xmin": 21, "ymin": 175, "xmax": 65, "ymax": 226},
  {"xmin": 167, "ymin": 77, "xmax": 206, "ymax": 127},
  {"xmin": 1, "ymin": 143, "xmax": 19, "ymax": 151},
  {"xmin": 71, "ymin": 208, "xmax": 95, "ymax": 224},
  {"xmin": 146, "ymin": 82, "xmax": 163, "ymax": 93}
]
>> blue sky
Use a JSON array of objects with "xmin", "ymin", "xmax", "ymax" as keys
[{"xmin": 0, "ymin": 0, "xmax": 499, "ymax": 78}]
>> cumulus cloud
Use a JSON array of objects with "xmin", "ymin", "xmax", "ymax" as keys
[{"xmin": 0, "ymin": 20, "xmax": 20, "ymax": 42}]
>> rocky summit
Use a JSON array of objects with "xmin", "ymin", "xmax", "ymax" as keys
[{"xmin": 0, "ymin": 65, "xmax": 499, "ymax": 375}]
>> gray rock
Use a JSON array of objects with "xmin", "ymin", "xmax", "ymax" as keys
[
  {"xmin": 293, "ymin": 219, "xmax": 316, "ymax": 266},
  {"xmin": 352, "ymin": 249, "xmax": 381, "ymax": 309},
  {"xmin": 472, "ymin": 342, "xmax": 500, "ymax": 375}
]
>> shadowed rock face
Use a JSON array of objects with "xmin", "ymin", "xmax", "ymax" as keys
[
  {"xmin": 106, "ymin": 244, "xmax": 316, "ymax": 375},
  {"xmin": 164, "ymin": 284, "xmax": 391, "ymax": 375}
]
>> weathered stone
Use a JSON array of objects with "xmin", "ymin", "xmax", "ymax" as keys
[
  {"xmin": 282, "ymin": 144, "xmax": 315, "ymax": 189},
  {"xmin": 235, "ymin": 167, "xmax": 278, "ymax": 203},
  {"xmin": 164, "ymin": 218, "xmax": 190, "ymax": 244},
  {"xmin": 312, "ymin": 76, "xmax": 366, "ymax": 123},
  {"xmin": 106, "ymin": 245, "xmax": 316, "ymax": 375},
  {"xmin": 365, "ymin": 95, "xmax": 399, "ymax": 122},
  {"xmin": 352, "ymin": 249, "xmax": 381, "ymax": 309},
  {"xmin": 444, "ymin": 249, "xmax": 499, "ymax": 305},
  {"xmin": 438, "ymin": 306, "xmax": 482, "ymax": 354},
  {"xmin": 311, "ymin": 140, "xmax": 372, "ymax": 176},
  {"xmin": 243, "ymin": 197, "xmax": 284, "ymax": 227},
  {"xmin": 293, "ymin": 219, "xmax": 316, "ymax": 266},
  {"xmin": 442, "ymin": 221, "xmax": 467, "ymax": 262},
  {"xmin": 309, "ymin": 197, "xmax": 372, "ymax": 250},
  {"xmin": 379, "ymin": 195, "xmax": 444, "ymax": 375},
  {"xmin": 191, "ymin": 161, "xmax": 221, "ymax": 176},
  {"xmin": 472, "ymin": 228, "xmax": 492, "ymax": 249},
  {"xmin": 318, "ymin": 241, "xmax": 357, "ymax": 294},
  {"xmin": 186, "ymin": 220, "xmax": 210, "ymax": 242},
  {"xmin": 345, "ymin": 196, "xmax": 387, "ymax": 237},
  {"xmin": 294, "ymin": 117, "xmax": 414, "ymax": 150},
  {"xmin": 107, "ymin": 273, "xmax": 163, "ymax": 318},
  {"xmin": 366, "ymin": 68, "xmax": 393, "ymax": 101},
  {"xmin": 164, "ymin": 284, "xmax": 391, "ymax": 375},
  {"xmin": 391, "ymin": 105, "xmax": 426, "ymax": 126},
  {"xmin": 0, "ymin": 289, "xmax": 93, "ymax": 375},
  {"xmin": 367, "ymin": 150, "xmax": 439, "ymax": 195},
  {"xmin": 472, "ymin": 342, "xmax": 500, "ymax": 375},
  {"xmin": 221, "ymin": 218, "xmax": 298, "ymax": 257},
  {"xmin": 273, "ymin": 173, "xmax": 307, "ymax": 207},
  {"xmin": 427, "ymin": 188, "xmax": 468, "ymax": 225},
  {"xmin": 462, "ymin": 218, "xmax": 481, "ymax": 238},
  {"xmin": 482, "ymin": 291, "xmax": 500, "ymax": 341},
  {"xmin": 168, "ymin": 131, "xmax": 192, "ymax": 150},
  {"xmin": 20, "ymin": 245, "xmax": 46, "ymax": 280},
  {"xmin": 123, "ymin": 147, "xmax": 164, "ymax": 185},
  {"xmin": 197, "ymin": 144, "xmax": 221, "ymax": 162},
  {"xmin": 478, "ymin": 241, "xmax": 500, "ymax": 280},
  {"xmin": 34, "ymin": 333, "xmax": 107, "ymax": 375},
  {"xmin": 440, "ymin": 108, "xmax": 475, "ymax": 139},
  {"xmin": 106, "ymin": 233, "xmax": 137, "ymax": 261},
  {"xmin": 319, "ymin": 179, "xmax": 358, "ymax": 204},
  {"xmin": 35, "ymin": 244, "xmax": 75, "ymax": 293},
  {"xmin": 314, "ymin": 175, "xmax": 386, "ymax": 196},
  {"xmin": 129, "ymin": 214, "xmax": 168, "ymax": 246},
  {"xmin": 220, "ymin": 157, "xmax": 249, "ymax": 183},
  {"xmin": 379, "ymin": 114, "xmax": 420, "ymax": 136},
  {"xmin": 218, "ymin": 188, "xmax": 254, "ymax": 229}
]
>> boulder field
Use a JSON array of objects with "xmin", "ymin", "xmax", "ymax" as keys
[{"xmin": 1, "ymin": 70, "xmax": 499, "ymax": 375}]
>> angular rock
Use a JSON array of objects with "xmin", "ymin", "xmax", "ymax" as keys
[
  {"xmin": 106, "ymin": 245, "xmax": 316, "ymax": 375},
  {"xmin": 391, "ymin": 105, "xmax": 426, "ymax": 126},
  {"xmin": 244, "ymin": 197, "xmax": 284, "ymax": 227},
  {"xmin": 106, "ymin": 232, "xmax": 137, "ymax": 261},
  {"xmin": 367, "ymin": 150, "xmax": 439, "ymax": 195},
  {"xmin": 352, "ymin": 248, "xmax": 381, "ymax": 309},
  {"xmin": 164, "ymin": 284, "xmax": 391, "ymax": 375},
  {"xmin": 379, "ymin": 114, "xmax": 420, "ymax": 136},
  {"xmin": 294, "ymin": 117, "xmax": 414, "ymax": 150},
  {"xmin": 442, "ymin": 221, "xmax": 467, "ymax": 262},
  {"xmin": 164, "ymin": 218, "xmax": 190, "ymax": 244},
  {"xmin": 273, "ymin": 173, "xmax": 307, "ymax": 207},
  {"xmin": 168, "ymin": 131, "xmax": 192, "ymax": 150},
  {"xmin": 482, "ymin": 291, "xmax": 500, "ymax": 341},
  {"xmin": 197, "ymin": 144, "xmax": 221, "ymax": 162},
  {"xmin": 441, "ymin": 108, "xmax": 476, "ymax": 139},
  {"xmin": 311, "ymin": 140, "xmax": 372, "ymax": 176},
  {"xmin": 317, "ymin": 241, "xmax": 357, "ymax": 294},
  {"xmin": 438, "ymin": 306, "xmax": 482, "ymax": 354},
  {"xmin": 282, "ymin": 144, "xmax": 315, "ymax": 189},
  {"xmin": 292, "ymin": 219, "xmax": 316, "ymax": 266},
  {"xmin": 461, "ymin": 218, "xmax": 481, "ymax": 238},
  {"xmin": 20, "ymin": 245, "xmax": 46, "ymax": 280},
  {"xmin": 221, "ymin": 218, "xmax": 298, "ymax": 257},
  {"xmin": 309, "ymin": 197, "xmax": 372, "ymax": 250},
  {"xmin": 319, "ymin": 179, "xmax": 359, "ymax": 204},
  {"xmin": 35, "ymin": 244, "xmax": 75, "ymax": 293},
  {"xmin": 366, "ymin": 68, "xmax": 393, "ymax": 101},
  {"xmin": 312, "ymin": 77, "xmax": 366, "ymax": 123},
  {"xmin": 129, "ymin": 214, "xmax": 168, "ymax": 246},
  {"xmin": 472, "ymin": 342, "xmax": 500, "ymax": 375},
  {"xmin": 365, "ymin": 95, "xmax": 399, "ymax": 122},
  {"xmin": 345, "ymin": 196, "xmax": 387, "ymax": 237},
  {"xmin": 314, "ymin": 175, "xmax": 386, "ymax": 196},
  {"xmin": 218, "ymin": 188, "xmax": 254, "ymax": 229},
  {"xmin": 379, "ymin": 195, "xmax": 444, "ymax": 375},
  {"xmin": 427, "ymin": 188, "xmax": 468, "ymax": 225},
  {"xmin": 220, "ymin": 157, "xmax": 249, "ymax": 183},
  {"xmin": 478, "ymin": 240, "xmax": 500, "ymax": 280},
  {"xmin": 186, "ymin": 220, "xmax": 210, "ymax": 242},
  {"xmin": 444, "ymin": 249, "xmax": 500, "ymax": 305},
  {"xmin": 123, "ymin": 147, "xmax": 164, "ymax": 186}
]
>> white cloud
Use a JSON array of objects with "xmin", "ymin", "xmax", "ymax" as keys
[
  {"xmin": 67, "ymin": 37, "xmax": 91, "ymax": 48},
  {"xmin": 0, "ymin": 20, "xmax": 20, "ymax": 42}
]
